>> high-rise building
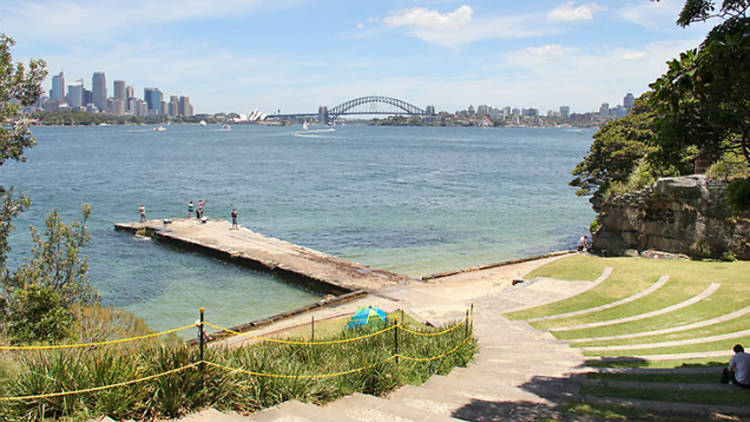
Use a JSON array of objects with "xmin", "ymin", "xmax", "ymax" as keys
[
  {"xmin": 92, "ymin": 72, "xmax": 107, "ymax": 112},
  {"xmin": 168, "ymin": 95, "xmax": 179, "ymax": 117},
  {"xmin": 623, "ymin": 93, "xmax": 635, "ymax": 109},
  {"xmin": 82, "ymin": 89, "xmax": 93, "ymax": 107},
  {"xmin": 425, "ymin": 105, "xmax": 435, "ymax": 116},
  {"xmin": 144, "ymin": 87, "xmax": 163, "ymax": 114},
  {"xmin": 559, "ymin": 105, "xmax": 570, "ymax": 119},
  {"xmin": 67, "ymin": 79, "xmax": 83, "ymax": 108},
  {"xmin": 126, "ymin": 85, "xmax": 134, "ymax": 100},
  {"xmin": 178, "ymin": 96, "xmax": 193, "ymax": 117},
  {"xmin": 113, "ymin": 80, "xmax": 126, "ymax": 101},
  {"xmin": 51, "ymin": 72, "xmax": 65, "ymax": 101},
  {"xmin": 599, "ymin": 103, "xmax": 610, "ymax": 117}
]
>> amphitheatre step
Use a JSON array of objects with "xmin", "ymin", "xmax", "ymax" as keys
[
  {"xmin": 593, "ymin": 367, "xmax": 723, "ymax": 375},
  {"xmin": 244, "ymin": 400, "xmax": 338, "ymax": 422},
  {"xmin": 323, "ymin": 392, "xmax": 463, "ymax": 421},
  {"xmin": 552, "ymin": 282, "xmax": 721, "ymax": 332},
  {"xmin": 582, "ymin": 395, "xmax": 750, "ymax": 417},
  {"xmin": 567, "ymin": 306, "xmax": 750, "ymax": 344},
  {"xmin": 579, "ymin": 328, "xmax": 750, "ymax": 352},
  {"xmin": 581, "ymin": 379, "xmax": 738, "ymax": 391},
  {"xmin": 527, "ymin": 275, "xmax": 670, "ymax": 323}
]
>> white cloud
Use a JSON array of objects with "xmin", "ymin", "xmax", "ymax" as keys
[
  {"xmin": 384, "ymin": 5, "xmax": 473, "ymax": 30},
  {"xmin": 380, "ymin": 5, "xmax": 556, "ymax": 47},
  {"xmin": 547, "ymin": 2, "xmax": 605, "ymax": 22},
  {"xmin": 524, "ymin": 44, "xmax": 566, "ymax": 56},
  {"xmin": 619, "ymin": 0, "xmax": 682, "ymax": 28},
  {"xmin": 0, "ymin": 0, "xmax": 302, "ymax": 41}
]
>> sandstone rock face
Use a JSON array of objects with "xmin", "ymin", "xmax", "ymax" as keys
[{"xmin": 593, "ymin": 175, "xmax": 750, "ymax": 259}]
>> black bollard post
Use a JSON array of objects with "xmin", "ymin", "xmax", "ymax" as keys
[
  {"xmin": 199, "ymin": 307, "xmax": 205, "ymax": 371},
  {"xmin": 394, "ymin": 317, "xmax": 399, "ymax": 365},
  {"xmin": 311, "ymin": 315, "xmax": 315, "ymax": 342},
  {"xmin": 464, "ymin": 309, "xmax": 469, "ymax": 339}
]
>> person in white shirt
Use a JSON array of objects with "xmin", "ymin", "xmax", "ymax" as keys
[
  {"xmin": 577, "ymin": 235, "xmax": 592, "ymax": 252},
  {"xmin": 722, "ymin": 344, "xmax": 750, "ymax": 387}
]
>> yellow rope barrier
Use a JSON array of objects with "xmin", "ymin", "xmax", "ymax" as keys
[
  {"xmin": 0, "ymin": 324, "xmax": 198, "ymax": 351},
  {"xmin": 203, "ymin": 321, "xmax": 394, "ymax": 345},
  {"xmin": 0, "ymin": 362, "xmax": 201, "ymax": 402},
  {"xmin": 396, "ymin": 336, "xmax": 472, "ymax": 362},
  {"xmin": 399, "ymin": 315, "xmax": 468, "ymax": 337}
]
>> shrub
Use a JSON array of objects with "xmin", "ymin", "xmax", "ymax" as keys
[{"xmin": 726, "ymin": 178, "xmax": 750, "ymax": 211}]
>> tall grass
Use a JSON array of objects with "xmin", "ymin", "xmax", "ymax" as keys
[{"xmin": 0, "ymin": 320, "xmax": 476, "ymax": 421}]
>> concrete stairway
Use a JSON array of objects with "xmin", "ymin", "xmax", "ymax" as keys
[{"xmin": 176, "ymin": 299, "xmax": 587, "ymax": 421}]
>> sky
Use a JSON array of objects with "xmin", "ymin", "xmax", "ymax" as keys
[{"xmin": 0, "ymin": 0, "xmax": 715, "ymax": 115}]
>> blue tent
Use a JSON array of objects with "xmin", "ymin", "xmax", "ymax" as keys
[{"xmin": 346, "ymin": 306, "xmax": 387, "ymax": 329}]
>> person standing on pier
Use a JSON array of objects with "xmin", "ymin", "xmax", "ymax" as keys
[
  {"xmin": 139, "ymin": 204, "xmax": 146, "ymax": 222},
  {"xmin": 231, "ymin": 208, "xmax": 238, "ymax": 230},
  {"xmin": 188, "ymin": 200, "xmax": 194, "ymax": 218}
]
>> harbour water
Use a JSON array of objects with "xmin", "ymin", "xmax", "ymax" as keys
[{"xmin": 0, "ymin": 124, "xmax": 596, "ymax": 332}]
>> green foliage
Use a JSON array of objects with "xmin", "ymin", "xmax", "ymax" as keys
[
  {"xmin": 725, "ymin": 177, "xmax": 750, "ymax": 211},
  {"xmin": 6, "ymin": 284, "xmax": 74, "ymax": 343},
  {"xmin": 0, "ymin": 318, "xmax": 477, "ymax": 421},
  {"xmin": 672, "ymin": 0, "xmax": 749, "ymax": 26},
  {"xmin": 570, "ymin": 97, "xmax": 658, "ymax": 200},
  {"xmin": 31, "ymin": 110, "xmax": 167, "ymax": 126},
  {"xmin": 721, "ymin": 249, "xmax": 737, "ymax": 261},
  {"xmin": 648, "ymin": 16, "xmax": 750, "ymax": 169},
  {"xmin": 706, "ymin": 150, "xmax": 750, "ymax": 178},
  {"xmin": 1, "ymin": 204, "xmax": 99, "ymax": 343}
]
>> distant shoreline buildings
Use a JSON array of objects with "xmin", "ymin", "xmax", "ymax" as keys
[{"xmin": 37, "ymin": 71, "xmax": 193, "ymax": 118}]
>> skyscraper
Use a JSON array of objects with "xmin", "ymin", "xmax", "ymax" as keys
[
  {"xmin": 67, "ymin": 79, "xmax": 83, "ymax": 108},
  {"xmin": 144, "ymin": 88, "xmax": 163, "ymax": 115},
  {"xmin": 623, "ymin": 93, "xmax": 635, "ymax": 109},
  {"xmin": 559, "ymin": 105, "xmax": 570, "ymax": 119},
  {"xmin": 178, "ymin": 96, "xmax": 193, "ymax": 117},
  {"xmin": 113, "ymin": 80, "xmax": 126, "ymax": 101},
  {"xmin": 51, "ymin": 72, "xmax": 65, "ymax": 101},
  {"xmin": 92, "ymin": 72, "xmax": 107, "ymax": 112},
  {"xmin": 169, "ymin": 95, "xmax": 178, "ymax": 117}
]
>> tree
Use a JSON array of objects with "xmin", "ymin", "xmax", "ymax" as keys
[
  {"xmin": 570, "ymin": 97, "xmax": 659, "ymax": 203},
  {"xmin": 0, "ymin": 34, "xmax": 98, "ymax": 343},
  {"xmin": 649, "ymin": 2, "xmax": 750, "ymax": 167},
  {"xmin": 0, "ymin": 35, "xmax": 47, "ymax": 274}
]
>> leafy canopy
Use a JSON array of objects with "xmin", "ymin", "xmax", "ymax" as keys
[{"xmin": 1, "ymin": 34, "xmax": 98, "ymax": 343}]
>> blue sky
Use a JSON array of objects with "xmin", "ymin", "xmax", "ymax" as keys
[{"xmin": 0, "ymin": 0, "xmax": 714, "ymax": 115}]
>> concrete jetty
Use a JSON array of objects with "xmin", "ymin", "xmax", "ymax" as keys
[{"xmin": 114, "ymin": 218, "xmax": 413, "ymax": 295}]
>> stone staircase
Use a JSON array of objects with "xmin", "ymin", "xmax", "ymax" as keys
[{"xmin": 161, "ymin": 288, "xmax": 588, "ymax": 422}]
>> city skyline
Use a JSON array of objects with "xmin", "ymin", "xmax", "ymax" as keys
[
  {"xmin": 42, "ymin": 70, "xmax": 194, "ymax": 118},
  {"xmin": 0, "ymin": 1, "xmax": 714, "ymax": 114}
]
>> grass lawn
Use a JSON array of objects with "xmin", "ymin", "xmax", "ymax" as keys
[
  {"xmin": 584, "ymin": 357, "xmax": 730, "ymax": 369},
  {"xmin": 560, "ymin": 401, "xmax": 724, "ymax": 422},
  {"xmin": 581, "ymin": 385, "xmax": 750, "ymax": 406},
  {"xmin": 584, "ymin": 336, "xmax": 750, "ymax": 357},
  {"xmin": 573, "ymin": 315, "xmax": 750, "ymax": 348},
  {"xmin": 586, "ymin": 372, "xmax": 721, "ymax": 384}
]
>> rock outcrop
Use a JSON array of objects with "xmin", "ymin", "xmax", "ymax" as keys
[{"xmin": 593, "ymin": 175, "xmax": 750, "ymax": 259}]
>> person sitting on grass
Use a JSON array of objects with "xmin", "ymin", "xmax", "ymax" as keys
[{"xmin": 721, "ymin": 344, "xmax": 750, "ymax": 388}]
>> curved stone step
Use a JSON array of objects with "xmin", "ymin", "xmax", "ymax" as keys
[
  {"xmin": 552, "ymin": 283, "xmax": 721, "ymax": 332},
  {"xmin": 324, "ymin": 392, "xmax": 464, "ymax": 421},
  {"xmin": 527, "ymin": 275, "xmax": 670, "ymax": 323}
]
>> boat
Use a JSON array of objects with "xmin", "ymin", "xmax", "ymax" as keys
[
  {"xmin": 302, "ymin": 121, "xmax": 309, "ymax": 130},
  {"xmin": 153, "ymin": 126, "xmax": 166, "ymax": 132},
  {"xmin": 220, "ymin": 124, "xmax": 231, "ymax": 131},
  {"xmin": 199, "ymin": 120, "xmax": 207, "ymax": 126}
]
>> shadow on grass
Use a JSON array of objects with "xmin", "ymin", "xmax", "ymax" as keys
[{"xmin": 448, "ymin": 358, "xmax": 741, "ymax": 422}]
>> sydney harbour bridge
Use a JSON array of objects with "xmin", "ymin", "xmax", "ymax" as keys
[{"xmin": 268, "ymin": 96, "xmax": 435, "ymax": 124}]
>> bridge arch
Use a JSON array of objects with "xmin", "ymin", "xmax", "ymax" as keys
[{"xmin": 328, "ymin": 96, "xmax": 425, "ymax": 121}]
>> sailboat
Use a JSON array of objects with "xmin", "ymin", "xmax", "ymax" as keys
[{"xmin": 302, "ymin": 121, "xmax": 309, "ymax": 130}]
